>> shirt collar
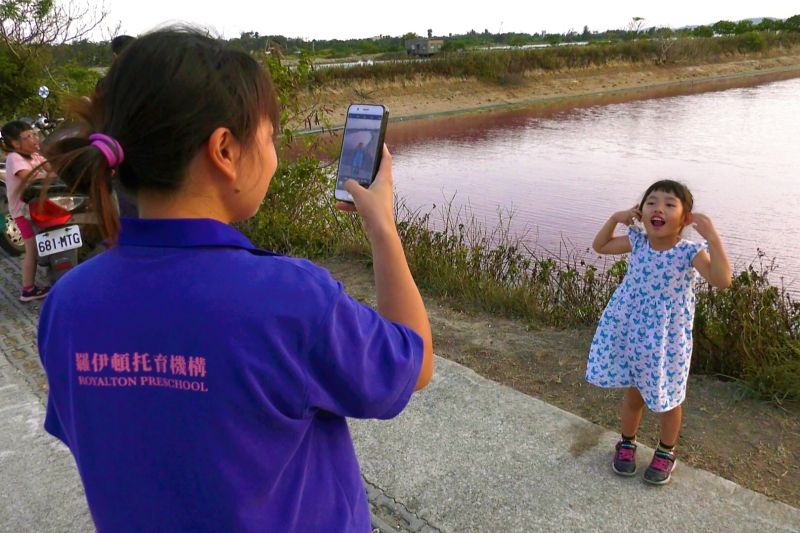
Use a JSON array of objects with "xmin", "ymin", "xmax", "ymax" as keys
[{"xmin": 118, "ymin": 217, "xmax": 257, "ymax": 250}]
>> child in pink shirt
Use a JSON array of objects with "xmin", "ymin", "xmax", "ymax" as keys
[{"xmin": 1, "ymin": 120, "xmax": 49, "ymax": 301}]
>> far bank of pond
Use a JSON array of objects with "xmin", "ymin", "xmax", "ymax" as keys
[{"xmin": 303, "ymin": 51, "xmax": 800, "ymax": 127}]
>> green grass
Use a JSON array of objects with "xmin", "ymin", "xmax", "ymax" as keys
[{"xmin": 243, "ymin": 159, "xmax": 800, "ymax": 404}]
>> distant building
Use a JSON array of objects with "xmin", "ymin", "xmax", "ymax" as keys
[
  {"xmin": 406, "ymin": 29, "xmax": 444, "ymax": 56},
  {"xmin": 406, "ymin": 38, "xmax": 444, "ymax": 56}
]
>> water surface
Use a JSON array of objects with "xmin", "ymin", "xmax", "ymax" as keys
[{"xmin": 387, "ymin": 77, "xmax": 800, "ymax": 288}]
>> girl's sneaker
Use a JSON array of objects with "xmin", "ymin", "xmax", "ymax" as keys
[
  {"xmin": 612, "ymin": 440, "xmax": 637, "ymax": 476},
  {"xmin": 20, "ymin": 285, "xmax": 49, "ymax": 302},
  {"xmin": 644, "ymin": 448, "xmax": 676, "ymax": 485}
]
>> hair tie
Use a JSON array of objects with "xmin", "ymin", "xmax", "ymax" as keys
[{"xmin": 89, "ymin": 133, "xmax": 124, "ymax": 167}]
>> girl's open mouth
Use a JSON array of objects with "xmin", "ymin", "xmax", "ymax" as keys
[{"xmin": 651, "ymin": 216, "xmax": 665, "ymax": 227}]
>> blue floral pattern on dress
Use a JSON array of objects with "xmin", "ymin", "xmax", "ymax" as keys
[{"xmin": 585, "ymin": 225, "xmax": 707, "ymax": 412}]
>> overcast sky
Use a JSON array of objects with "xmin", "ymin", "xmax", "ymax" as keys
[{"xmin": 99, "ymin": 0, "xmax": 798, "ymax": 41}]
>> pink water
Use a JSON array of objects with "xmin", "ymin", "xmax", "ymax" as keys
[{"xmin": 387, "ymin": 77, "xmax": 800, "ymax": 289}]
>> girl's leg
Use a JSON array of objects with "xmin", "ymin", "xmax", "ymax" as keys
[
  {"xmin": 620, "ymin": 386, "xmax": 645, "ymax": 438},
  {"xmin": 658, "ymin": 404, "xmax": 682, "ymax": 447},
  {"xmin": 22, "ymin": 238, "xmax": 38, "ymax": 288},
  {"xmin": 644, "ymin": 404, "xmax": 682, "ymax": 485},
  {"xmin": 613, "ymin": 387, "xmax": 645, "ymax": 476}
]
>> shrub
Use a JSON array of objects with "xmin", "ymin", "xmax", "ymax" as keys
[
  {"xmin": 694, "ymin": 253, "xmax": 800, "ymax": 402},
  {"xmin": 736, "ymin": 31, "xmax": 767, "ymax": 53},
  {"xmin": 242, "ymin": 157, "xmax": 366, "ymax": 258}
]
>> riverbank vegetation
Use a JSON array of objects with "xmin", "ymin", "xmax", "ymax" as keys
[
  {"xmin": 308, "ymin": 32, "xmax": 800, "ymax": 85},
  {"xmin": 242, "ymin": 152, "xmax": 800, "ymax": 404}
]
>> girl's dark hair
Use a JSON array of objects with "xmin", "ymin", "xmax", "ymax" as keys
[
  {"xmin": 638, "ymin": 179, "xmax": 694, "ymax": 214},
  {"xmin": 0, "ymin": 120, "xmax": 33, "ymax": 154},
  {"xmin": 44, "ymin": 27, "xmax": 280, "ymax": 244}
]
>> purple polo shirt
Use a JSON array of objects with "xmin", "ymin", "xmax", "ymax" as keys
[{"xmin": 38, "ymin": 218, "xmax": 423, "ymax": 532}]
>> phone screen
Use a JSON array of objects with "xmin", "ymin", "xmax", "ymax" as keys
[{"xmin": 334, "ymin": 104, "xmax": 387, "ymax": 202}]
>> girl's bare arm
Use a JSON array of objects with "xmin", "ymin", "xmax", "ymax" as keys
[
  {"xmin": 592, "ymin": 207, "xmax": 639, "ymax": 255},
  {"xmin": 690, "ymin": 213, "xmax": 732, "ymax": 288}
]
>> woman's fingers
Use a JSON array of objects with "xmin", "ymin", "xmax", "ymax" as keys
[{"xmin": 335, "ymin": 199, "xmax": 357, "ymax": 212}]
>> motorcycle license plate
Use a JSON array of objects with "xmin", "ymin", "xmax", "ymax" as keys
[{"xmin": 36, "ymin": 225, "xmax": 82, "ymax": 257}]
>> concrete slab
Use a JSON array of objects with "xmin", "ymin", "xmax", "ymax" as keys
[
  {"xmin": 0, "ymin": 348, "xmax": 93, "ymax": 532},
  {"xmin": 351, "ymin": 357, "xmax": 800, "ymax": 532}
]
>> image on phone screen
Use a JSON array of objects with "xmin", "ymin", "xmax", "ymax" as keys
[{"xmin": 335, "ymin": 104, "xmax": 386, "ymax": 202}]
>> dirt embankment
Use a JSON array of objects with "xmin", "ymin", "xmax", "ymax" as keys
[{"xmin": 301, "ymin": 50, "xmax": 800, "ymax": 126}]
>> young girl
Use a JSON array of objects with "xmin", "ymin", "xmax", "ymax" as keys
[
  {"xmin": 586, "ymin": 180, "xmax": 731, "ymax": 485},
  {"xmin": 1, "ymin": 121, "xmax": 49, "ymax": 301},
  {"xmin": 37, "ymin": 28, "xmax": 433, "ymax": 532}
]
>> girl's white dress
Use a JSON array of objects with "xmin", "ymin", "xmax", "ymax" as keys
[{"xmin": 586, "ymin": 225, "xmax": 706, "ymax": 412}]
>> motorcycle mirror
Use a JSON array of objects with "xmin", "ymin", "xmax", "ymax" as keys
[{"xmin": 38, "ymin": 86, "xmax": 50, "ymax": 99}]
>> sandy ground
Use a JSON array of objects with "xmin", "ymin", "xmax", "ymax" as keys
[{"xmin": 299, "ymin": 50, "xmax": 800, "ymax": 126}]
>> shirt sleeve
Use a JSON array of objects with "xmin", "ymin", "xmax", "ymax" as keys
[
  {"xmin": 627, "ymin": 224, "xmax": 644, "ymax": 251},
  {"xmin": 689, "ymin": 240, "xmax": 709, "ymax": 264},
  {"xmin": 6, "ymin": 153, "xmax": 32, "ymax": 178},
  {"xmin": 301, "ymin": 284, "xmax": 424, "ymax": 421}
]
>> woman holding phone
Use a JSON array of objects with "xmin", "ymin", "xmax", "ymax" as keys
[{"xmin": 38, "ymin": 27, "xmax": 433, "ymax": 532}]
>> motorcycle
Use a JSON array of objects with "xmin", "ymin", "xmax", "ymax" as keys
[
  {"xmin": 1, "ymin": 172, "xmax": 97, "ymax": 283},
  {"xmin": 27, "ymin": 184, "xmax": 96, "ymax": 284}
]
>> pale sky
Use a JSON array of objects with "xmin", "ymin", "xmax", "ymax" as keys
[{"xmin": 99, "ymin": 0, "xmax": 798, "ymax": 41}]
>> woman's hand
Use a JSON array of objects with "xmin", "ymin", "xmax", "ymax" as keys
[
  {"xmin": 612, "ymin": 206, "xmax": 641, "ymax": 226},
  {"xmin": 336, "ymin": 144, "xmax": 396, "ymax": 242}
]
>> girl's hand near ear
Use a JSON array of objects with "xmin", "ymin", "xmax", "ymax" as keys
[
  {"xmin": 612, "ymin": 206, "xmax": 641, "ymax": 226},
  {"xmin": 690, "ymin": 213, "xmax": 732, "ymax": 289},
  {"xmin": 689, "ymin": 213, "xmax": 720, "ymax": 242}
]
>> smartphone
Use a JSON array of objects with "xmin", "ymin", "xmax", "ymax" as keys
[{"xmin": 334, "ymin": 103, "xmax": 389, "ymax": 203}]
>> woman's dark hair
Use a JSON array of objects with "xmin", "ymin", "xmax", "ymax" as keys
[
  {"xmin": 0, "ymin": 120, "xmax": 34, "ymax": 154},
  {"xmin": 44, "ymin": 27, "xmax": 280, "ymax": 244},
  {"xmin": 638, "ymin": 179, "xmax": 694, "ymax": 214},
  {"xmin": 111, "ymin": 35, "xmax": 135, "ymax": 56}
]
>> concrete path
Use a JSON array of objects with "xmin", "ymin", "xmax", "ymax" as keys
[
  {"xmin": 0, "ymin": 338, "xmax": 93, "ymax": 532},
  {"xmin": 351, "ymin": 358, "xmax": 800, "ymax": 532},
  {"xmin": 2, "ymin": 253, "xmax": 798, "ymax": 532},
  {"xmin": 0, "ymin": 255, "xmax": 92, "ymax": 532}
]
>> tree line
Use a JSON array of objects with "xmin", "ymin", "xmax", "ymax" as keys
[{"xmin": 2, "ymin": 2, "xmax": 799, "ymax": 119}]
